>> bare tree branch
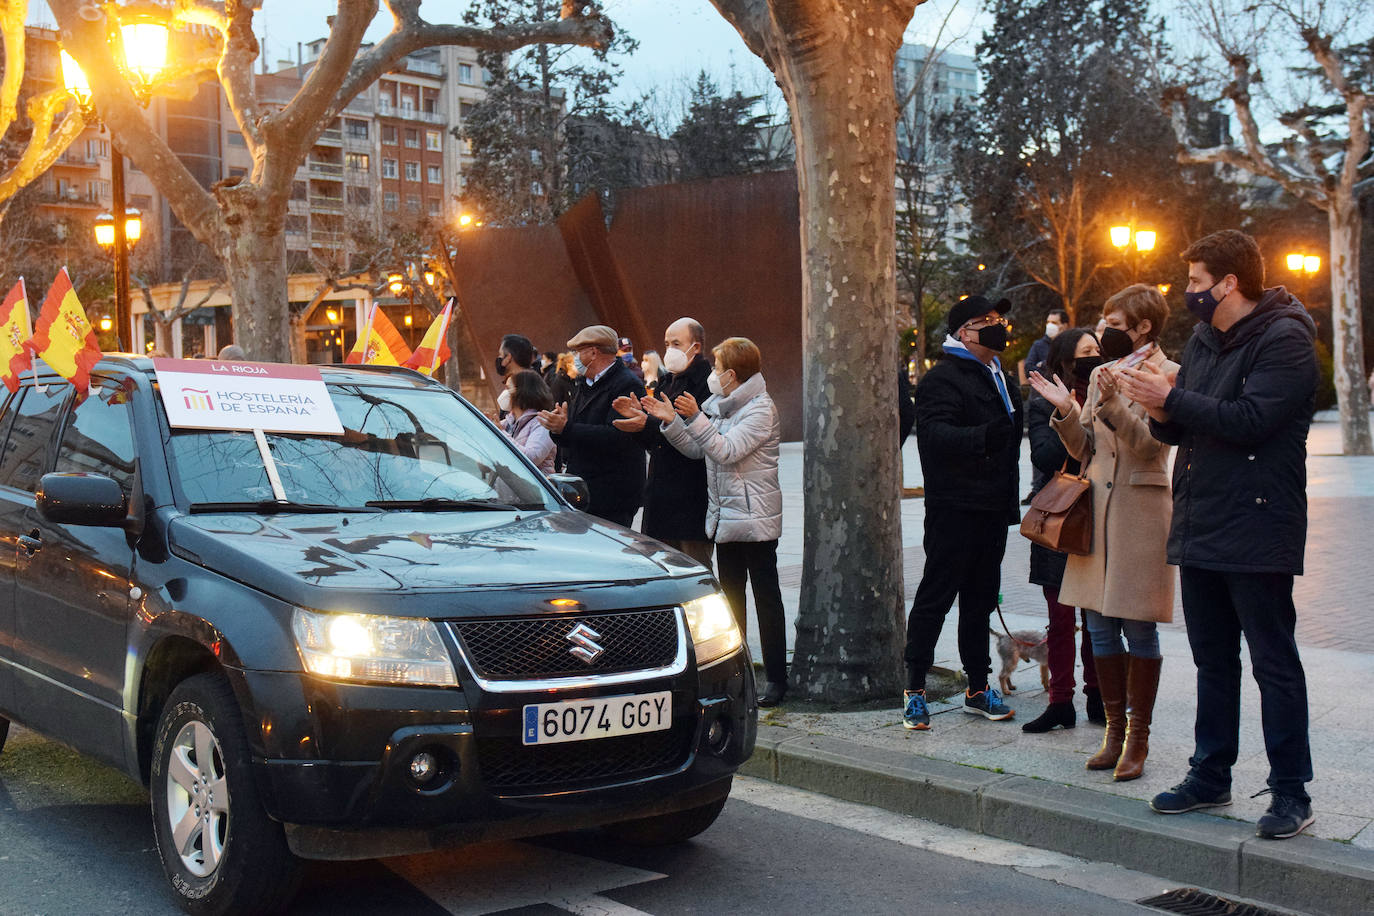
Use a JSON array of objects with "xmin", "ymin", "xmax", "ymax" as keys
[{"xmin": 220, "ymin": 0, "xmax": 265, "ymax": 150}]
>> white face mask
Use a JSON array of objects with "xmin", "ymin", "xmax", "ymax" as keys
[
  {"xmin": 497, "ymin": 389, "xmax": 513, "ymax": 413},
  {"xmin": 662, "ymin": 345, "xmax": 692, "ymax": 374},
  {"xmin": 572, "ymin": 353, "xmax": 586, "ymax": 375},
  {"xmin": 1045, "ymin": 321, "xmax": 1062, "ymax": 339},
  {"xmin": 707, "ymin": 371, "xmax": 726, "ymax": 398}
]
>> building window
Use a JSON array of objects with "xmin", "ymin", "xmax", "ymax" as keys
[
  {"xmin": 426, "ymin": 130, "xmax": 441, "ymax": 151},
  {"xmin": 461, "ymin": 138, "xmax": 473, "ymax": 155},
  {"xmin": 383, "ymin": 191, "xmax": 398, "ymax": 212},
  {"xmin": 227, "ymin": 131, "xmax": 246, "ymax": 147},
  {"xmin": 131, "ymin": 194, "xmax": 152, "ymax": 211},
  {"xmin": 345, "ymin": 118, "xmax": 369, "ymax": 139},
  {"xmin": 382, "ymin": 158, "xmax": 398, "ymax": 179},
  {"xmin": 347, "ymin": 186, "xmax": 371, "ymax": 206},
  {"xmin": 291, "ymin": 181, "xmax": 307, "ymax": 200},
  {"xmin": 86, "ymin": 180, "xmax": 109, "ymax": 202},
  {"xmin": 404, "ymin": 128, "xmax": 420, "ymax": 149},
  {"xmin": 459, "ymin": 101, "xmax": 476, "ymax": 121},
  {"xmin": 401, "ymin": 95, "xmax": 416, "ymax": 113},
  {"xmin": 227, "ymin": 166, "xmax": 247, "ymax": 178},
  {"xmin": 459, "ymin": 63, "xmax": 473, "ymax": 83},
  {"xmin": 346, "ymin": 152, "xmax": 370, "ymax": 171},
  {"xmin": 405, "ymin": 194, "xmax": 420, "ymax": 211},
  {"xmin": 85, "ymin": 138, "xmax": 109, "ymax": 160},
  {"xmin": 404, "ymin": 161, "xmax": 419, "ymax": 181},
  {"xmin": 285, "ymin": 214, "xmax": 308, "ymax": 233},
  {"xmin": 427, "ymin": 198, "xmax": 441, "ymax": 215},
  {"xmin": 382, "ymin": 124, "xmax": 397, "ymax": 145},
  {"xmin": 426, "ymin": 164, "xmax": 441, "ymax": 183}
]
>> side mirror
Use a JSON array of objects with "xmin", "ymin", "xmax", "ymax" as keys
[
  {"xmin": 547, "ymin": 473, "xmax": 589, "ymax": 509},
  {"xmin": 36, "ymin": 472, "xmax": 127, "ymax": 527}
]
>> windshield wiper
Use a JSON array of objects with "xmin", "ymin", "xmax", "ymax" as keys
[
  {"xmin": 188, "ymin": 500, "xmax": 377, "ymax": 515},
  {"xmin": 365, "ymin": 497, "xmax": 534, "ymax": 511}
]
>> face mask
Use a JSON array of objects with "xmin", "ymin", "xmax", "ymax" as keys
[
  {"xmin": 662, "ymin": 346, "xmax": 691, "ymax": 374},
  {"xmin": 1185, "ymin": 281, "xmax": 1226, "ymax": 325},
  {"xmin": 974, "ymin": 323, "xmax": 1008, "ymax": 352},
  {"xmin": 1099, "ymin": 326, "xmax": 1135, "ymax": 361},
  {"xmin": 620, "ymin": 353, "xmax": 634, "ymax": 366},
  {"xmin": 572, "ymin": 353, "xmax": 586, "ymax": 375},
  {"xmin": 497, "ymin": 389, "xmax": 513, "ymax": 413},
  {"xmin": 1045, "ymin": 322, "xmax": 1061, "ymax": 339},
  {"xmin": 1073, "ymin": 355, "xmax": 1105, "ymax": 381},
  {"xmin": 495, "ymin": 354, "xmax": 508, "ymax": 377},
  {"xmin": 707, "ymin": 371, "xmax": 726, "ymax": 398}
]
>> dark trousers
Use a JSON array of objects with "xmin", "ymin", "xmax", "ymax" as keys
[
  {"xmin": 904, "ymin": 507, "xmax": 1007, "ymax": 693},
  {"xmin": 716, "ymin": 539, "xmax": 787, "ymax": 685},
  {"xmin": 1180, "ymin": 567, "xmax": 1312, "ymax": 802},
  {"xmin": 1043, "ymin": 587, "xmax": 1097, "ymax": 703}
]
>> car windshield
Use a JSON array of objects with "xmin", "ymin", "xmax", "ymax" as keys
[{"xmin": 164, "ymin": 382, "xmax": 557, "ymax": 511}]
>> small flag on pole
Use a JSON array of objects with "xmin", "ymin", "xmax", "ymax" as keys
[
  {"xmin": 27, "ymin": 268, "xmax": 102, "ymax": 401},
  {"xmin": 403, "ymin": 298, "xmax": 454, "ymax": 377},
  {"xmin": 0, "ymin": 278, "xmax": 33, "ymax": 393},
  {"xmin": 345, "ymin": 303, "xmax": 412, "ymax": 366}
]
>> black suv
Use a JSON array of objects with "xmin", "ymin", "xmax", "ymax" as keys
[{"xmin": 0, "ymin": 357, "xmax": 755, "ymax": 914}]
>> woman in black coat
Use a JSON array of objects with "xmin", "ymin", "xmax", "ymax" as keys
[{"xmin": 1023, "ymin": 327, "xmax": 1104, "ymax": 733}]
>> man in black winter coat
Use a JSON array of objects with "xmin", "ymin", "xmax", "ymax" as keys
[
  {"xmin": 1119, "ymin": 230, "xmax": 1317, "ymax": 841},
  {"xmin": 539, "ymin": 325, "xmax": 647, "ymax": 527},
  {"xmin": 901, "ymin": 295, "xmax": 1024, "ymax": 731},
  {"xmin": 610, "ymin": 317, "xmax": 714, "ymax": 569}
]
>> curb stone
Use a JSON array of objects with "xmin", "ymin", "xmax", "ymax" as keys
[{"xmin": 742, "ymin": 725, "xmax": 1374, "ymax": 916}]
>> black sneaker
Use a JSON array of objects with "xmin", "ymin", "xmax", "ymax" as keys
[
  {"xmin": 1254, "ymin": 789, "xmax": 1315, "ymax": 839},
  {"xmin": 963, "ymin": 686, "xmax": 1014, "ymax": 720},
  {"xmin": 1149, "ymin": 778, "xmax": 1233, "ymax": 814}
]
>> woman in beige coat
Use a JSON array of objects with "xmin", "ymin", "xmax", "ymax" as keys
[{"xmin": 1029, "ymin": 284, "xmax": 1178, "ymax": 782}]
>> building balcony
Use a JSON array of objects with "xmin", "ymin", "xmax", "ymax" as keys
[
  {"xmin": 376, "ymin": 100, "xmax": 446, "ymax": 125},
  {"xmin": 397, "ymin": 57, "xmax": 444, "ymax": 78},
  {"xmin": 316, "ymin": 127, "xmax": 342, "ymax": 145},
  {"xmin": 308, "ymin": 161, "xmax": 344, "ymax": 179},
  {"xmin": 34, "ymin": 189, "xmax": 102, "ymax": 208},
  {"xmin": 309, "ymin": 195, "xmax": 345, "ymax": 213},
  {"xmin": 54, "ymin": 152, "xmax": 100, "ymax": 168}
]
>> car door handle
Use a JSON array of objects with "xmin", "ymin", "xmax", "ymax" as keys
[{"xmin": 18, "ymin": 529, "xmax": 42, "ymax": 555}]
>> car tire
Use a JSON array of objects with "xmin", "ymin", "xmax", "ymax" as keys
[
  {"xmin": 602, "ymin": 792, "xmax": 729, "ymax": 846},
  {"xmin": 150, "ymin": 673, "xmax": 302, "ymax": 915}
]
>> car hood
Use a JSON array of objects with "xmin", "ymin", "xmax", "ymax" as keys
[{"xmin": 166, "ymin": 508, "xmax": 708, "ymax": 614}]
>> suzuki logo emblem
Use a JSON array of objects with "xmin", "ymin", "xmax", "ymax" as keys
[{"xmin": 566, "ymin": 623, "xmax": 605, "ymax": 664}]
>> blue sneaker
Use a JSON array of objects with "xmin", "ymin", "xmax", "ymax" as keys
[
  {"xmin": 902, "ymin": 690, "xmax": 930, "ymax": 730},
  {"xmin": 1149, "ymin": 778, "xmax": 1232, "ymax": 814},
  {"xmin": 963, "ymin": 686, "xmax": 1014, "ymax": 720},
  {"xmin": 1253, "ymin": 789, "xmax": 1314, "ymax": 839}
]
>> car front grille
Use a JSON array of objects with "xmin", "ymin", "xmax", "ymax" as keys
[
  {"xmin": 451, "ymin": 609, "xmax": 680, "ymax": 679},
  {"xmin": 476, "ymin": 723, "xmax": 694, "ymax": 793}
]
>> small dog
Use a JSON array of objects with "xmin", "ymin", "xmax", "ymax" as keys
[{"xmin": 991, "ymin": 627, "xmax": 1051, "ymax": 694}]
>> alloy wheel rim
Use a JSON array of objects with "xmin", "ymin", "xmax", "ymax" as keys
[{"xmin": 165, "ymin": 720, "xmax": 229, "ymax": 877}]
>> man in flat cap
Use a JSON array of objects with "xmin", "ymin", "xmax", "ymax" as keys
[
  {"xmin": 901, "ymin": 295, "xmax": 1024, "ymax": 730},
  {"xmin": 539, "ymin": 325, "xmax": 647, "ymax": 526}
]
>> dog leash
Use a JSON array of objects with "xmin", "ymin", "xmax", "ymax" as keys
[{"xmin": 996, "ymin": 602, "xmax": 1049, "ymax": 649}]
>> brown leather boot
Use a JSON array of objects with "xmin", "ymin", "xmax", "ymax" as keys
[
  {"xmin": 1086, "ymin": 654, "xmax": 1127, "ymax": 770},
  {"xmin": 1114, "ymin": 655, "xmax": 1162, "ymax": 781}
]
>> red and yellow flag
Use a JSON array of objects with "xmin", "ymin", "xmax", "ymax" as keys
[
  {"xmin": 0, "ymin": 278, "xmax": 33, "ymax": 392},
  {"xmin": 27, "ymin": 268, "xmax": 102, "ymax": 398},
  {"xmin": 403, "ymin": 299, "xmax": 454, "ymax": 376},
  {"xmin": 345, "ymin": 304, "xmax": 412, "ymax": 366}
]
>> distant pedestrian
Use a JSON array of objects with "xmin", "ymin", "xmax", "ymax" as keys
[
  {"xmin": 640, "ymin": 336, "xmax": 785, "ymax": 706},
  {"xmin": 617, "ymin": 336, "xmax": 646, "ymax": 382},
  {"xmin": 1119, "ymin": 229, "xmax": 1317, "ymax": 840},
  {"xmin": 500, "ymin": 370, "xmax": 556, "ymax": 474},
  {"xmin": 495, "ymin": 333, "xmax": 536, "ymax": 380},
  {"xmin": 612, "ymin": 318, "xmax": 714, "ymax": 569},
  {"xmin": 217, "ymin": 344, "xmax": 246, "ymax": 361},
  {"xmin": 1032, "ymin": 285, "xmax": 1177, "ymax": 784},
  {"xmin": 550, "ymin": 351, "xmax": 578, "ymax": 406},
  {"xmin": 640, "ymin": 349, "xmax": 668, "ymax": 397},
  {"xmin": 539, "ymin": 325, "xmax": 646, "ymax": 526},
  {"xmin": 1021, "ymin": 326, "xmax": 1103, "ymax": 734},
  {"xmin": 1023, "ymin": 308, "xmax": 1070, "ymax": 503},
  {"xmin": 902, "ymin": 295, "xmax": 1023, "ymax": 730}
]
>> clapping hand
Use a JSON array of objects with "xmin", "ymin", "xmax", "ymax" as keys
[
  {"xmin": 639, "ymin": 391, "xmax": 678, "ymax": 424},
  {"xmin": 1117, "ymin": 360, "xmax": 1172, "ymax": 410},
  {"xmin": 538, "ymin": 401, "xmax": 568, "ymax": 434},
  {"xmin": 1027, "ymin": 370, "xmax": 1075, "ymax": 415},
  {"xmin": 611, "ymin": 395, "xmax": 648, "ymax": 432},
  {"xmin": 673, "ymin": 391, "xmax": 700, "ymax": 420}
]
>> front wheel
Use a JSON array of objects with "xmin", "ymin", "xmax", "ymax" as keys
[
  {"xmin": 150, "ymin": 673, "xmax": 301, "ymax": 915},
  {"xmin": 602, "ymin": 793, "xmax": 729, "ymax": 846}
]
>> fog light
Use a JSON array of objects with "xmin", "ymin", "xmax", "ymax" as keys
[
  {"xmin": 409, "ymin": 751, "xmax": 438, "ymax": 783},
  {"xmin": 706, "ymin": 718, "xmax": 729, "ymax": 753}
]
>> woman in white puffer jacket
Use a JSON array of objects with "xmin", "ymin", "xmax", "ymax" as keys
[{"xmin": 641, "ymin": 337, "xmax": 787, "ymax": 706}]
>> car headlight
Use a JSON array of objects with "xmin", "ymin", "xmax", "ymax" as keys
[
  {"xmin": 682, "ymin": 593, "xmax": 743, "ymax": 665},
  {"xmin": 291, "ymin": 608, "xmax": 458, "ymax": 687}
]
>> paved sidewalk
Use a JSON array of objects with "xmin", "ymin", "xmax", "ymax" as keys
[{"xmin": 728, "ymin": 411, "xmax": 1374, "ymax": 915}]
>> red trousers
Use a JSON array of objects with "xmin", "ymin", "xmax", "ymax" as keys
[{"xmin": 1043, "ymin": 586, "xmax": 1098, "ymax": 704}]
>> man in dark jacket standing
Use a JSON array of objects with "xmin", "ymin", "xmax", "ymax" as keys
[
  {"xmin": 1118, "ymin": 230, "xmax": 1317, "ymax": 840},
  {"xmin": 539, "ymin": 325, "xmax": 646, "ymax": 527},
  {"xmin": 610, "ymin": 317, "xmax": 714, "ymax": 568},
  {"xmin": 902, "ymin": 295, "xmax": 1023, "ymax": 730}
]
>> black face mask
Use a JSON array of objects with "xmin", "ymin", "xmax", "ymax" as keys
[
  {"xmin": 1073, "ymin": 355, "xmax": 1105, "ymax": 381},
  {"xmin": 495, "ymin": 354, "xmax": 508, "ymax": 377},
  {"xmin": 974, "ymin": 324, "xmax": 1008, "ymax": 352},
  {"xmin": 1099, "ymin": 326, "xmax": 1135, "ymax": 361}
]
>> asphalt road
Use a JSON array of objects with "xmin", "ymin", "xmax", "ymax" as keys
[{"xmin": 0, "ymin": 725, "xmax": 1194, "ymax": 916}]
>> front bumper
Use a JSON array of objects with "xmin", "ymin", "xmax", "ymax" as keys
[{"xmin": 239, "ymin": 647, "xmax": 755, "ymax": 859}]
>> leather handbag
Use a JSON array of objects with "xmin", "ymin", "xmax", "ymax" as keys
[{"xmin": 1020, "ymin": 460, "xmax": 1092, "ymax": 556}]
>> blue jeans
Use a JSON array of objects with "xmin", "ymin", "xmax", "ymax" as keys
[
  {"xmin": 1179, "ymin": 567, "xmax": 1311, "ymax": 802},
  {"xmin": 1083, "ymin": 609, "xmax": 1160, "ymax": 659}
]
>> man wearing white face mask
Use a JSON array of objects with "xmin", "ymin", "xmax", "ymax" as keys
[{"xmin": 612, "ymin": 318, "xmax": 714, "ymax": 568}]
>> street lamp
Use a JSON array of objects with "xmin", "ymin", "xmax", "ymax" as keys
[
  {"xmin": 60, "ymin": 4, "xmax": 170, "ymax": 352},
  {"xmin": 1109, "ymin": 224, "xmax": 1156, "ymax": 282},
  {"xmin": 1286, "ymin": 251, "xmax": 1322, "ymax": 305}
]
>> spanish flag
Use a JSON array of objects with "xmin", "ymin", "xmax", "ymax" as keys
[
  {"xmin": 27, "ymin": 268, "xmax": 102, "ymax": 400},
  {"xmin": 403, "ymin": 298, "xmax": 454, "ymax": 376},
  {"xmin": 345, "ymin": 304, "xmax": 412, "ymax": 366},
  {"xmin": 0, "ymin": 279, "xmax": 32, "ymax": 392}
]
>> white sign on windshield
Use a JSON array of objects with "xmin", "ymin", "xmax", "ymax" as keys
[{"xmin": 153, "ymin": 358, "xmax": 344, "ymax": 435}]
